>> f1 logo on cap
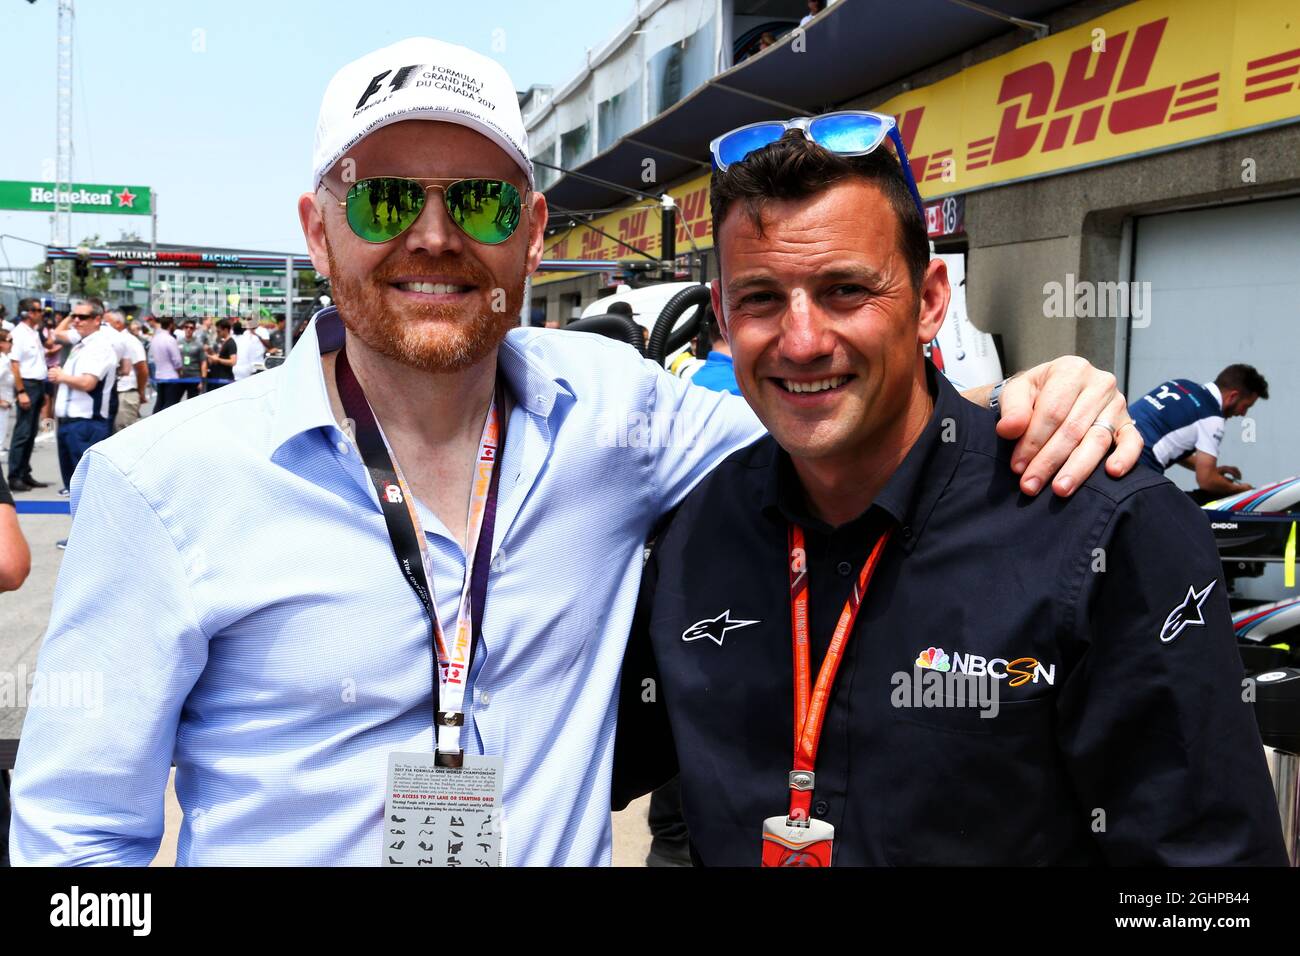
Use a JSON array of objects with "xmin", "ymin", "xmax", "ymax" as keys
[{"xmin": 356, "ymin": 65, "xmax": 422, "ymax": 111}]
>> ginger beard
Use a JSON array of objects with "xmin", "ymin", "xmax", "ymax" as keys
[{"xmin": 324, "ymin": 235, "xmax": 524, "ymax": 374}]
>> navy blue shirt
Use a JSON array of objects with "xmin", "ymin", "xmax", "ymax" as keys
[
  {"xmin": 1131, "ymin": 378, "xmax": 1224, "ymax": 471},
  {"xmin": 615, "ymin": 363, "xmax": 1285, "ymax": 866}
]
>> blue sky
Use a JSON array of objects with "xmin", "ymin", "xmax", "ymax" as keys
[{"xmin": 0, "ymin": 0, "xmax": 636, "ymax": 267}]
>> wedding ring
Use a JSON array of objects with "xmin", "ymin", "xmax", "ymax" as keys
[{"xmin": 1091, "ymin": 419, "xmax": 1117, "ymax": 439}]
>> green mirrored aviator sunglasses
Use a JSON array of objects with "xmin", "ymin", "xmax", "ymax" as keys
[{"xmin": 325, "ymin": 176, "xmax": 525, "ymax": 245}]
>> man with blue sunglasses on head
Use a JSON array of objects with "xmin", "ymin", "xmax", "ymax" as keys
[
  {"xmin": 13, "ymin": 39, "xmax": 1142, "ymax": 868},
  {"xmin": 614, "ymin": 112, "xmax": 1286, "ymax": 866}
]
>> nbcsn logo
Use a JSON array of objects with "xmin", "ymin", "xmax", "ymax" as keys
[
  {"xmin": 915, "ymin": 647, "xmax": 951, "ymax": 672},
  {"xmin": 916, "ymin": 645, "xmax": 1056, "ymax": 687}
]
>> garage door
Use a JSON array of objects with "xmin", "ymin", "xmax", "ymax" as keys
[{"xmin": 1128, "ymin": 196, "xmax": 1300, "ymax": 495}]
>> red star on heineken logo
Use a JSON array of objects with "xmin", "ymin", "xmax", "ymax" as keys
[{"xmin": 115, "ymin": 188, "xmax": 137, "ymax": 208}]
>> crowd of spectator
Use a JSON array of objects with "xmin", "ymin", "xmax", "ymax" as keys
[{"xmin": 1, "ymin": 296, "xmax": 298, "ymax": 554}]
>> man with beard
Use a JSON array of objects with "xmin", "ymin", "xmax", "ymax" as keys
[{"xmin": 11, "ymin": 37, "xmax": 1139, "ymax": 866}]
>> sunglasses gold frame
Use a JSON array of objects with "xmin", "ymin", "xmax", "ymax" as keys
[{"xmin": 321, "ymin": 176, "xmax": 529, "ymax": 245}]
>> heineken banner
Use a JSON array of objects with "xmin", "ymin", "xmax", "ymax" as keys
[{"xmin": 0, "ymin": 180, "xmax": 152, "ymax": 215}]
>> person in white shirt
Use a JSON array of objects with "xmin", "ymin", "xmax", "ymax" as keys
[
  {"xmin": 233, "ymin": 321, "xmax": 267, "ymax": 381},
  {"xmin": 800, "ymin": 0, "xmax": 826, "ymax": 25},
  {"xmin": 104, "ymin": 311, "xmax": 150, "ymax": 431},
  {"xmin": 59, "ymin": 308, "xmax": 150, "ymax": 434},
  {"xmin": 49, "ymin": 300, "xmax": 118, "ymax": 511},
  {"xmin": 6, "ymin": 298, "xmax": 53, "ymax": 491},
  {"xmin": 0, "ymin": 329, "xmax": 15, "ymax": 453}
]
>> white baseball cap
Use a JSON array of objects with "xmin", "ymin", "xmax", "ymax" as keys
[{"xmin": 311, "ymin": 37, "xmax": 533, "ymax": 191}]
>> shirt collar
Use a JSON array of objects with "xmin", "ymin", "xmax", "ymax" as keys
[
  {"xmin": 496, "ymin": 327, "xmax": 574, "ymax": 419},
  {"xmin": 760, "ymin": 360, "xmax": 965, "ymax": 552},
  {"xmin": 269, "ymin": 306, "xmax": 573, "ymax": 459},
  {"xmin": 705, "ymin": 352, "xmax": 734, "ymax": 368},
  {"xmin": 1204, "ymin": 381, "xmax": 1222, "ymax": 408}
]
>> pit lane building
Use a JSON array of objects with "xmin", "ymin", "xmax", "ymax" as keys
[{"xmin": 529, "ymin": 0, "xmax": 1300, "ymax": 492}]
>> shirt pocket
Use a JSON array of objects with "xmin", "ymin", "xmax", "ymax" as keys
[{"xmin": 877, "ymin": 696, "xmax": 1066, "ymax": 866}]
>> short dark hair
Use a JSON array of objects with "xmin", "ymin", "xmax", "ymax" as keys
[
  {"xmin": 216, "ymin": 319, "xmax": 232, "ymax": 332},
  {"xmin": 158, "ymin": 316, "xmax": 175, "ymax": 330},
  {"xmin": 709, "ymin": 129, "xmax": 929, "ymax": 293},
  {"xmin": 18, "ymin": 297, "xmax": 40, "ymax": 314},
  {"xmin": 706, "ymin": 309, "xmax": 725, "ymax": 346},
  {"xmin": 1216, "ymin": 363, "xmax": 1269, "ymax": 400}
]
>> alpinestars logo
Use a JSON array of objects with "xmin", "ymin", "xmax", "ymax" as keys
[
  {"xmin": 681, "ymin": 610, "xmax": 759, "ymax": 646},
  {"xmin": 1159, "ymin": 580, "xmax": 1216, "ymax": 643}
]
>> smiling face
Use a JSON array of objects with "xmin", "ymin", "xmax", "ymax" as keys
[
  {"xmin": 299, "ymin": 120, "xmax": 547, "ymax": 373},
  {"xmin": 712, "ymin": 178, "xmax": 948, "ymax": 469}
]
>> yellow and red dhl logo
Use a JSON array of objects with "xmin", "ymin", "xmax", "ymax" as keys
[
  {"xmin": 540, "ymin": 0, "xmax": 1299, "ymax": 282},
  {"xmin": 539, "ymin": 174, "xmax": 715, "ymax": 280},
  {"xmin": 1245, "ymin": 46, "xmax": 1300, "ymax": 101},
  {"xmin": 878, "ymin": 0, "xmax": 1300, "ymax": 196},
  {"xmin": 673, "ymin": 185, "xmax": 713, "ymax": 246},
  {"xmin": 573, "ymin": 191, "xmax": 712, "ymax": 260}
]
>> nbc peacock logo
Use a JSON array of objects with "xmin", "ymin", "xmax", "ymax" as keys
[{"xmin": 915, "ymin": 647, "xmax": 951, "ymax": 672}]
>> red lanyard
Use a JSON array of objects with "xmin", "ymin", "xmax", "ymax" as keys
[{"xmin": 786, "ymin": 524, "xmax": 891, "ymax": 821}]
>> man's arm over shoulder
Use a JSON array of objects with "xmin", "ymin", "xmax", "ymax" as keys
[
  {"xmin": 1058, "ymin": 481, "xmax": 1287, "ymax": 865},
  {"xmin": 9, "ymin": 451, "xmax": 210, "ymax": 865},
  {"xmin": 643, "ymin": 356, "xmax": 764, "ymax": 517},
  {"xmin": 518, "ymin": 327, "xmax": 764, "ymax": 519}
]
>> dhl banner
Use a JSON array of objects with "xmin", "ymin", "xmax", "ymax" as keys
[
  {"xmin": 536, "ymin": 172, "xmax": 713, "ymax": 286},
  {"xmin": 538, "ymin": 0, "xmax": 1300, "ymax": 285},
  {"xmin": 884, "ymin": 0, "xmax": 1300, "ymax": 197}
]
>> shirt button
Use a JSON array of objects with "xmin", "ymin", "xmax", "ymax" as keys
[
  {"xmin": 478, "ymin": 689, "xmax": 492, "ymax": 707},
  {"xmin": 901, "ymin": 526, "xmax": 913, "ymax": 540},
  {"xmin": 336, "ymin": 440, "xmax": 350, "ymax": 455},
  {"xmin": 814, "ymin": 800, "xmax": 829, "ymax": 817},
  {"xmin": 836, "ymin": 561, "xmax": 852, "ymax": 576}
]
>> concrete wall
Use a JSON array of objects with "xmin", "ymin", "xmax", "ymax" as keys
[
  {"xmin": 965, "ymin": 123, "xmax": 1300, "ymax": 374},
  {"xmin": 533, "ymin": 272, "xmax": 605, "ymax": 325}
]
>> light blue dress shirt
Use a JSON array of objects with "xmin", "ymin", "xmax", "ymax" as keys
[{"xmin": 10, "ymin": 308, "xmax": 763, "ymax": 866}]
